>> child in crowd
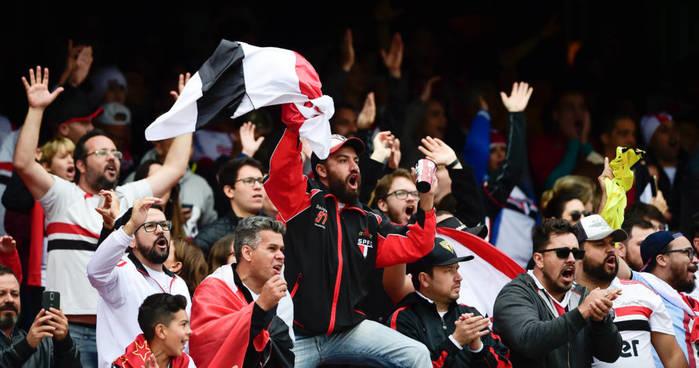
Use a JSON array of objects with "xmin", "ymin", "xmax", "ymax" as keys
[{"xmin": 113, "ymin": 293, "xmax": 195, "ymax": 368}]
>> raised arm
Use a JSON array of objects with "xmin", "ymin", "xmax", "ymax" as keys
[
  {"xmin": 13, "ymin": 67, "xmax": 64, "ymax": 199},
  {"xmin": 264, "ymin": 127, "xmax": 312, "ymax": 222},
  {"xmin": 146, "ymin": 131, "xmax": 192, "ymax": 198},
  {"xmin": 484, "ymin": 82, "xmax": 533, "ymax": 206}
]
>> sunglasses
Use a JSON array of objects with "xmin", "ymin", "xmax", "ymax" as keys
[
  {"xmin": 538, "ymin": 247, "xmax": 586, "ymax": 260},
  {"xmin": 569, "ymin": 210, "xmax": 592, "ymax": 222}
]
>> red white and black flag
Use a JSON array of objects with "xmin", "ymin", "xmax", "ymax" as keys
[{"xmin": 146, "ymin": 40, "xmax": 335, "ymax": 158}]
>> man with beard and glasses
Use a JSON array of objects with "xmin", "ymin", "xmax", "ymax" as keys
[
  {"xmin": 0, "ymin": 264, "xmax": 81, "ymax": 367},
  {"xmin": 265, "ymin": 132, "xmax": 436, "ymax": 367},
  {"xmin": 574, "ymin": 215, "xmax": 687, "ymax": 368},
  {"xmin": 493, "ymin": 218, "xmax": 622, "ymax": 367},
  {"xmin": 630, "ymin": 231, "xmax": 699, "ymax": 365},
  {"xmin": 87, "ymin": 196, "xmax": 191, "ymax": 368},
  {"xmin": 13, "ymin": 67, "xmax": 191, "ymax": 367}
]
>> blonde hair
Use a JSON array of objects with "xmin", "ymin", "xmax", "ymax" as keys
[{"xmin": 39, "ymin": 137, "xmax": 75, "ymax": 165}]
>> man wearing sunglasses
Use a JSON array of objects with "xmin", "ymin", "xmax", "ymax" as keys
[
  {"xmin": 87, "ymin": 197, "xmax": 192, "ymax": 368},
  {"xmin": 573, "ymin": 215, "xmax": 687, "ymax": 367},
  {"xmin": 630, "ymin": 231, "xmax": 699, "ymax": 366},
  {"xmin": 493, "ymin": 218, "xmax": 623, "ymax": 367}
]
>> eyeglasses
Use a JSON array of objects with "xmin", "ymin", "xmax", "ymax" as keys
[
  {"xmin": 664, "ymin": 247, "xmax": 697, "ymax": 260},
  {"xmin": 235, "ymin": 177, "xmax": 264, "ymax": 186},
  {"xmin": 135, "ymin": 221, "xmax": 172, "ymax": 233},
  {"xmin": 569, "ymin": 210, "xmax": 592, "ymax": 222},
  {"xmin": 86, "ymin": 149, "xmax": 123, "ymax": 160},
  {"xmin": 386, "ymin": 190, "xmax": 420, "ymax": 200},
  {"xmin": 538, "ymin": 247, "xmax": 586, "ymax": 260}
]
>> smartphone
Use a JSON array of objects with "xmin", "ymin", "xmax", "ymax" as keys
[{"xmin": 41, "ymin": 291, "xmax": 60, "ymax": 311}]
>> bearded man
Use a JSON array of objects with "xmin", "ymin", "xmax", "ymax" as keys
[{"xmin": 87, "ymin": 197, "xmax": 192, "ymax": 368}]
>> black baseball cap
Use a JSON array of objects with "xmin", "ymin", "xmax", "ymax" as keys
[
  {"xmin": 640, "ymin": 231, "xmax": 686, "ymax": 271},
  {"xmin": 408, "ymin": 237, "xmax": 474, "ymax": 274}
]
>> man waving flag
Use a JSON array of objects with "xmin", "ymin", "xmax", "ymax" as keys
[{"xmin": 146, "ymin": 39, "xmax": 334, "ymax": 159}]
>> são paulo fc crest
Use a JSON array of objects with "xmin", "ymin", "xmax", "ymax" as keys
[{"xmin": 357, "ymin": 229, "xmax": 374, "ymax": 258}]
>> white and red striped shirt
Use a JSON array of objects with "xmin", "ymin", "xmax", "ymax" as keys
[
  {"xmin": 40, "ymin": 175, "xmax": 151, "ymax": 315},
  {"xmin": 592, "ymin": 277, "xmax": 674, "ymax": 368}
]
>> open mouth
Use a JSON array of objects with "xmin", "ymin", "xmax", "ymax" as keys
[
  {"xmin": 272, "ymin": 264, "xmax": 282, "ymax": 275},
  {"xmin": 605, "ymin": 255, "xmax": 617, "ymax": 268},
  {"xmin": 405, "ymin": 205, "xmax": 415, "ymax": 217},
  {"xmin": 560, "ymin": 267, "xmax": 575, "ymax": 282},
  {"xmin": 66, "ymin": 166, "xmax": 75, "ymax": 174},
  {"xmin": 252, "ymin": 193, "xmax": 264, "ymax": 200},
  {"xmin": 155, "ymin": 237, "xmax": 168, "ymax": 249},
  {"xmin": 347, "ymin": 174, "xmax": 359, "ymax": 190},
  {"xmin": 105, "ymin": 164, "xmax": 117, "ymax": 176}
]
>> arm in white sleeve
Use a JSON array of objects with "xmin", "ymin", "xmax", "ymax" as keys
[{"xmin": 86, "ymin": 227, "xmax": 133, "ymax": 306}]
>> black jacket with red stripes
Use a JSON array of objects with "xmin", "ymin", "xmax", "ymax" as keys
[
  {"xmin": 389, "ymin": 292, "xmax": 511, "ymax": 368},
  {"xmin": 264, "ymin": 128, "xmax": 436, "ymax": 336}
]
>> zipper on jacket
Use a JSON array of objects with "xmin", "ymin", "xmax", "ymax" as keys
[{"xmin": 326, "ymin": 202, "xmax": 344, "ymax": 335}]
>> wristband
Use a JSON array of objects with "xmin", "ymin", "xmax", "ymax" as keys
[{"xmin": 447, "ymin": 159, "xmax": 460, "ymax": 169}]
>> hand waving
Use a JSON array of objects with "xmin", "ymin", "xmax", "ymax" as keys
[
  {"xmin": 69, "ymin": 45, "xmax": 93, "ymax": 87},
  {"xmin": 169, "ymin": 72, "xmax": 191, "ymax": 101},
  {"xmin": 341, "ymin": 29, "xmax": 355, "ymax": 72},
  {"xmin": 381, "ymin": 33, "xmax": 403, "ymax": 79},
  {"xmin": 357, "ymin": 92, "xmax": 376, "ymax": 130},
  {"xmin": 418, "ymin": 137, "xmax": 459, "ymax": 167},
  {"xmin": 500, "ymin": 82, "xmax": 533, "ymax": 113},
  {"xmin": 21, "ymin": 67, "xmax": 64, "ymax": 110},
  {"xmin": 240, "ymin": 122, "xmax": 265, "ymax": 157}
]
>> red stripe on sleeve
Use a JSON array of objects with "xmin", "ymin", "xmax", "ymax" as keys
[{"xmin": 390, "ymin": 306, "xmax": 409, "ymax": 330}]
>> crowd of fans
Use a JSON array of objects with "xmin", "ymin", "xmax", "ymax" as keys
[{"xmin": 1, "ymin": 9, "xmax": 699, "ymax": 368}]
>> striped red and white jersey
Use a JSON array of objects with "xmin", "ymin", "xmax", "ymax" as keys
[
  {"xmin": 40, "ymin": 175, "xmax": 151, "ymax": 315},
  {"xmin": 593, "ymin": 278, "xmax": 674, "ymax": 368}
]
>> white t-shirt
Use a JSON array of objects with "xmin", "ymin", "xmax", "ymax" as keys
[
  {"xmin": 41, "ymin": 175, "xmax": 152, "ymax": 315},
  {"xmin": 592, "ymin": 278, "xmax": 674, "ymax": 368},
  {"xmin": 87, "ymin": 227, "xmax": 192, "ymax": 368}
]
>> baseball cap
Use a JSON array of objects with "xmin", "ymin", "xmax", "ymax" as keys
[
  {"xmin": 640, "ymin": 231, "xmax": 686, "ymax": 271},
  {"xmin": 45, "ymin": 88, "xmax": 103, "ymax": 131},
  {"xmin": 576, "ymin": 214, "xmax": 628, "ymax": 242},
  {"xmin": 310, "ymin": 134, "xmax": 365, "ymax": 171},
  {"xmin": 408, "ymin": 237, "xmax": 474, "ymax": 274}
]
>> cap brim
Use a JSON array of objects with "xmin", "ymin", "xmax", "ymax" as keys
[
  {"xmin": 586, "ymin": 228, "xmax": 628, "ymax": 242},
  {"xmin": 329, "ymin": 136, "xmax": 365, "ymax": 156},
  {"xmin": 435, "ymin": 255, "xmax": 475, "ymax": 266}
]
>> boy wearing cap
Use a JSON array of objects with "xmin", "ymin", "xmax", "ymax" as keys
[
  {"xmin": 574, "ymin": 215, "xmax": 687, "ymax": 368},
  {"xmin": 632, "ymin": 231, "xmax": 699, "ymax": 366},
  {"xmin": 265, "ymin": 130, "xmax": 436, "ymax": 367},
  {"xmin": 493, "ymin": 218, "xmax": 622, "ymax": 367},
  {"xmin": 388, "ymin": 237, "xmax": 511, "ymax": 367}
]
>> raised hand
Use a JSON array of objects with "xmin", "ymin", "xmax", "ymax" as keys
[
  {"xmin": 0, "ymin": 235, "xmax": 17, "ymax": 255},
  {"xmin": 597, "ymin": 157, "xmax": 613, "ymax": 212},
  {"xmin": 357, "ymin": 92, "xmax": 376, "ymax": 130},
  {"xmin": 500, "ymin": 82, "xmax": 533, "ymax": 113},
  {"xmin": 26, "ymin": 310, "xmax": 55, "ymax": 348},
  {"xmin": 240, "ymin": 122, "xmax": 265, "ymax": 157},
  {"xmin": 341, "ymin": 29, "xmax": 355, "ymax": 72},
  {"xmin": 21, "ymin": 67, "xmax": 64, "ymax": 110},
  {"xmin": 256, "ymin": 275, "xmax": 287, "ymax": 311},
  {"xmin": 124, "ymin": 197, "xmax": 162, "ymax": 236},
  {"xmin": 388, "ymin": 137, "xmax": 401, "ymax": 169},
  {"xmin": 95, "ymin": 190, "xmax": 121, "ymax": 230},
  {"xmin": 169, "ymin": 72, "xmax": 191, "ymax": 101},
  {"xmin": 370, "ymin": 131, "xmax": 395, "ymax": 163},
  {"xmin": 381, "ymin": 33, "xmax": 403, "ymax": 79},
  {"xmin": 418, "ymin": 136, "xmax": 460, "ymax": 168},
  {"xmin": 420, "ymin": 76, "xmax": 441, "ymax": 103},
  {"xmin": 69, "ymin": 45, "xmax": 93, "ymax": 87}
]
